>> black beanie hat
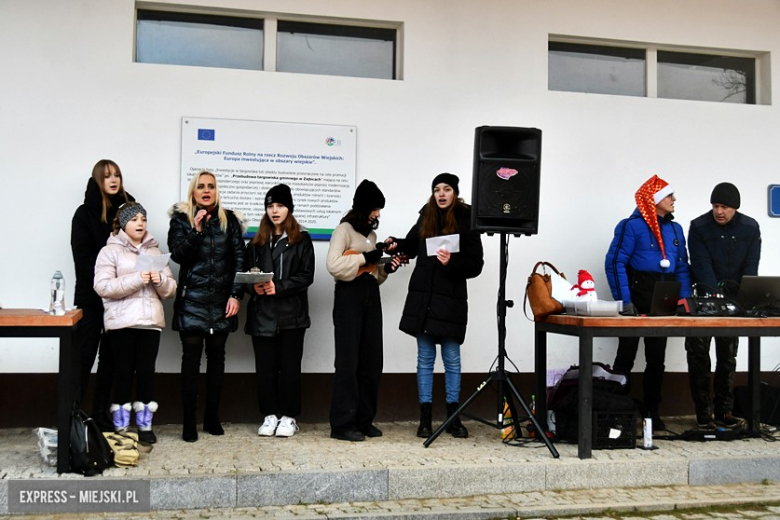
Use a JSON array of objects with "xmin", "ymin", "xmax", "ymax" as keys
[
  {"xmin": 710, "ymin": 182, "xmax": 740, "ymax": 209},
  {"xmin": 265, "ymin": 184, "xmax": 294, "ymax": 213},
  {"xmin": 431, "ymin": 172, "xmax": 460, "ymax": 194},
  {"xmin": 352, "ymin": 180, "xmax": 385, "ymax": 211}
]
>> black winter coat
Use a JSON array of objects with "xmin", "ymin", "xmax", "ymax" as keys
[
  {"xmin": 244, "ymin": 231, "xmax": 315, "ymax": 336},
  {"xmin": 168, "ymin": 203, "xmax": 247, "ymax": 333},
  {"xmin": 688, "ymin": 211, "xmax": 761, "ymax": 297},
  {"xmin": 399, "ymin": 205, "xmax": 484, "ymax": 344},
  {"xmin": 70, "ymin": 178, "xmax": 134, "ymax": 308}
]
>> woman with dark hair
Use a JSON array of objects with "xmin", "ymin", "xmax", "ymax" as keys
[
  {"xmin": 168, "ymin": 171, "xmax": 246, "ymax": 442},
  {"xmin": 398, "ymin": 173, "xmax": 484, "ymax": 439},
  {"xmin": 245, "ymin": 184, "xmax": 315, "ymax": 438},
  {"xmin": 70, "ymin": 159, "xmax": 133, "ymax": 431},
  {"xmin": 325, "ymin": 180, "xmax": 403, "ymax": 442}
]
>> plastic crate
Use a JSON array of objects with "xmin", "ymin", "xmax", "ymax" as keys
[{"xmin": 593, "ymin": 411, "xmax": 636, "ymax": 449}]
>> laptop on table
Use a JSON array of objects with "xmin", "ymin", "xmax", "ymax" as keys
[
  {"xmin": 648, "ymin": 281, "xmax": 682, "ymax": 316},
  {"xmin": 738, "ymin": 276, "xmax": 780, "ymax": 316}
]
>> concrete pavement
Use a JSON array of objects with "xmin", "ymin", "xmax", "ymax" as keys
[{"xmin": 2, "ymin": 416, "xmax": 780, "ymax": 518}]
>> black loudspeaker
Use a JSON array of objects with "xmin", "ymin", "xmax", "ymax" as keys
[{"xmin": 471, "ymin": 126, "xmax": 541, "ymax": 235}]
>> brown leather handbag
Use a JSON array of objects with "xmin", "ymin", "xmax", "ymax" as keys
[{"xmin": 524, "ymin": 261, "xmax": 567, "ymax": 320}]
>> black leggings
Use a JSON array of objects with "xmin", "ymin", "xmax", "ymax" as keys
[
  {"xmin": 108, "ymin": 328, "xmax": 160, "ymax": 404},
  {"xmin": 180, "ymin": 331, "xmax": 228, "ymax": 420},
  {"xmin": 76, "ymin": 306, "xmax": 113, "ymax": 412}
]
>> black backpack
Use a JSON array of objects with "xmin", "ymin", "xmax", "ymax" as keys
[
  {"xmin": 69, "ymin": 408, "xmax": 114, "ymax": 476},
  {"xmin": 548, "ymin": 362, "xmax": 636, "ymax": 443}
]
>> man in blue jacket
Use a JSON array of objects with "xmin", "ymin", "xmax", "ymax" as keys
[
  {"xmin": 605, "ymin": 175, "xmax": 692, "ymax": 431},
  {"xmin": 686, "ymin": 182, "xmax": 761, "ymax": 429}
]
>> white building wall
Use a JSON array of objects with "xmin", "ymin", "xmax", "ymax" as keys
[{"xmin": 1, "ymin": 0, "xmax": 778, "ymax": 374}]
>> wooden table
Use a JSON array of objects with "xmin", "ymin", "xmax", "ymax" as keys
[
  {"xmin": 0, "ymin": 309, "xmax": 83, "ymax": 473},
  {"xmin": 534, "ymin": 314, "xmax": 780, "ymax": 459}
]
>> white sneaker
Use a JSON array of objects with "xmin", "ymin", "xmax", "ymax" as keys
[
  {"xmin": 258, "ymin": 415, "xmax": 278, "ymax": 436},
  {"xmin": 275, "ymin": 416, "xmax": 299, "ymax": 438}
]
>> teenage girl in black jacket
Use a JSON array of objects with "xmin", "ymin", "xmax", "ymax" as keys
[
  {"xmin": 70, "ymin": 159, "xmax": 133, "ymax": 431},
  {"xmin": 398, "ymin": 173, "xmax": 483, "ymax": 439},
  {"xmin": 168, "ymin": 171, "xmax": 246, "ymax": 442},
  {"xmin": 245, "ymin": 184, "xmax": 314, "ymax": 438}
]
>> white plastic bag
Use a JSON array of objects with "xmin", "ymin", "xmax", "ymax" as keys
[{"xmin": 33, "ymin": 427, "xmax": 58, "ymax": 467}]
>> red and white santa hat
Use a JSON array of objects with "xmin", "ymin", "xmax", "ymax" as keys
[{"xmin": 635, "ymin": 175, "xmax": 674, "ymax": 269}]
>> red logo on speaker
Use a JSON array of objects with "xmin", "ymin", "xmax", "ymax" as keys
[{"xmin": 496, "ymin": 167, "xmax": 518, "ymax": 180}]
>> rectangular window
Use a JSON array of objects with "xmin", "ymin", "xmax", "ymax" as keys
[
  {"xmin": 549, "ymin": 37, "xmax": 762, "ymax": 105},
  {"xmin": 276, "ymin": 21, "xmax": 396, "ymax": 79},
  {"xmin": 548, "ymin": 42, "xmax": 646, "ymax": 97},
  {"xmin": 136, "ymin": 10, "xmax": 263, "ymax": 71},
  {"xmin": 657, "ymin": 51, "xmax": 755, "ymax": 104}
]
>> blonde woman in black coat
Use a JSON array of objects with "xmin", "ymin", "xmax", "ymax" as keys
[{"xmin": 168, "ymin": 171, "xmax": 246, "ymax": 442}]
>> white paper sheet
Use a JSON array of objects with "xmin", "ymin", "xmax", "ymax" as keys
[
  {"xmin": 134, "ymin": 253, "xmax": 171, "ymax": 272},
  {"xmin": 426, "ymin": 234, "xmax": 460, "ymax": 256}
]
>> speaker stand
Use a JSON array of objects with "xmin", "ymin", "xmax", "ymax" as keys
[{"xmin": 423, "ymin": 233, "xmax": 559, "ymax": 458}]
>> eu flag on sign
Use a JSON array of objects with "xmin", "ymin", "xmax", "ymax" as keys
[{"xmin": 198, "ymin": 129, "xmax": 215, "ymax": 141}]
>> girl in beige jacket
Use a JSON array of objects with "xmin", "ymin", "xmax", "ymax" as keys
[{"xmin": 94, "ymin": 202, "xmax": 176, "ymax": 443}]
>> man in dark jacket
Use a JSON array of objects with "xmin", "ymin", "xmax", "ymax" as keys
[{"xmin": 686, "ymin": 182, "xmax": 761, "ymax": 429}]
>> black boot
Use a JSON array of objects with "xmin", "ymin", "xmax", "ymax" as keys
[
  {"xmin": 203, "ymin": 407, "xmax": 224, "ymax": 435},
  {"xmin": 181, "ymin": 363, "xmax": 199, "ymax": 442},
  {"xmin": 445, "ymin": 402, "xmax": 468, "ymax": 438},
  {"xmin": 203, "ymin": 361, "xmax": 225, "ymax": 435},
  {"xmin": 417, "ymin": 402, "xmax": 433, "ymax": 438}
]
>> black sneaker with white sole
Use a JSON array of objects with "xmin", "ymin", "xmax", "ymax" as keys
[
  {"xmin": 696, "ymin": 414, "xmax": 716, "ymax": 429},
  {"xmin": 714, "ymin": 412, "xmax": 745, "ymax": 429}
]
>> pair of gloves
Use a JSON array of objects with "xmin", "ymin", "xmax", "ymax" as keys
[{"xmin": 364, "ymin": 237, "xmax": 405, "ymax": 274}]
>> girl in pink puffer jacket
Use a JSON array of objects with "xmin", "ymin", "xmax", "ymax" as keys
[{"xmin": 94, "ymin": 202, "xmax": 176, "ymax": 444}]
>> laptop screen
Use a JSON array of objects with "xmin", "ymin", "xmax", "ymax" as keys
[
  {"xmin": 738, "ymin": 276, "xmax": 780, "ymax": 315},
  {"xmin": 649, "ymin": 281, "xmax": 682, "ymax": 316}
]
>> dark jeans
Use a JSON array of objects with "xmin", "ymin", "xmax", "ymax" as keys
[
  {"xmin": 686, "ymin": 335, "xmax": 738, "ymax": 417},
  {"xmin": 180, "ymin": 331, "xmax": 228, "ymax": 424},
  {"xmin": 612, "ymin": 270, "xmax": 671, "ymax": 415},
  {"xmin": 76, "ymin": 306, "xmax": 113, "ymax": 415},
  {"xmin": 108, "ymin": 328, "xmax": 160, "ymax": 404},
  {"xmin": 252, "ymin": 328, "xmax": 306, "ymax": 418},
  {"xmin": 329, "ymin": 275, "xmax": 383, "ymax": 433},
  {"xmin": 613, "ymin": 336, "xmax": 666, "ymax": 414}
]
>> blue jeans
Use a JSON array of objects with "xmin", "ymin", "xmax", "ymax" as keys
[{"xmin": 417, "ymin": 333, "xmax": 461, "ymax": 404}]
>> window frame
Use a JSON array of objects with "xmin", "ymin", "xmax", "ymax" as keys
[
  {"xmin": 134, "ymin": 5, "xmax": 402, "ymax": 80},
  {"xmin": 657, "ymin": 50, "xmax": 756, "ymax": 104},
  {"xmin": 548, "ymin": 36, "xmax": 766, "ymax": 105},
  {"xmin": 275, "ymin": 20, "xmax": 397, "ymax": 80}
]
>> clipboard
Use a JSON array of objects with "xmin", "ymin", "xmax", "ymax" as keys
[{"xmin": 234, "ymin": 271, "xmax": 274, "ymax": 284}]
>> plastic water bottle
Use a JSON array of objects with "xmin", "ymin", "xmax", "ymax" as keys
[
  {"xmin": 643, "ymin": 417, "xmax": 653, "ymax": 449},
  {"xmin": 49, "ymin": 271, "xmax": 66, "ymax": 316}
]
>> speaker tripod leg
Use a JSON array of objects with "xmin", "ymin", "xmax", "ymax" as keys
[
  {"xmin": 423, "ymin": 372, "xmax": 498, "ymax": 448},
  {"xmin": 506, "ymin": 376, "xmax": 559, "ymax": 458}
]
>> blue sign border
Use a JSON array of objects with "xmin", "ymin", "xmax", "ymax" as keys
[{"xmin": 769, "ymin": 185, "xmax": 780, "ymax": 217}]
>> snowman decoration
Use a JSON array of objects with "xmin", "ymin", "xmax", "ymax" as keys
[{"xmin": 569, "ymin": 270, "xmax": 598, "ymax": 302}]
